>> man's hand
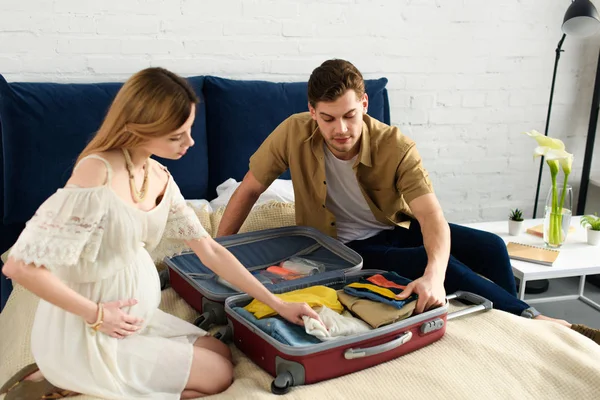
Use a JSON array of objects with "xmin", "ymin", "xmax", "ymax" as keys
[{"xmin": 396, "ymin": 275, "xmax": 446, "ymax": 314}]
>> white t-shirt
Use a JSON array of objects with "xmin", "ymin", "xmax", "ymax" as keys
[{"xmin": 324, "ymin": 145, "xmax": 393, "ymax": 243}]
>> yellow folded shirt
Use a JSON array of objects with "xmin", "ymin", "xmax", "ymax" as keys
[
  {"xmin": 345, "ymin": 282, "xmax": 402, "ymax": 300},
  {"xmin": 244, "ymin": 286, "xmax": 343, "ymax": 319}
]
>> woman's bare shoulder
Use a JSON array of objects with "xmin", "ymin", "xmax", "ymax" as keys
[
  {"xmin": 94, "ymin": 150, "xmax": 125, "ymax": 167},
  {"xmin": 67, "ymin": 151, "xmax": 122, "ymax": 188},
  {"xmin": 149, "ymin": 158, "xmax": 170, "ymax": 183}
]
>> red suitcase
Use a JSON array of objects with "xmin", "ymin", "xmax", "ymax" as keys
[
  {"xmin": 224, "ymin": 272, "xmax": 492, "ymax": 395},
  {"xmin": 164, "ymin": 226, "xmax": 364, "ymax": 335}
]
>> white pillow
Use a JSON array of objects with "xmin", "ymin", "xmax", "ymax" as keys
[
  {"xmin": 209, "ymin": 178, "xmax": 294, "ymax": 210},
  {"xmin": 186, "ymin": 199, "xmax": 213, "ymax": 213}
]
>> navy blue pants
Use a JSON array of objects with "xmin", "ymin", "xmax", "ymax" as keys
[{"xmin": 346, "ymin": 221, "xmax": 531, "ymax": 316}]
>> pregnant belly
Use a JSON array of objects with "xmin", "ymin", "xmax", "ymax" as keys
[
  {"xmin": 76, "ymin": 252, "xmax": 162, "ymax": 326},
  {"xmin": 126, "ymin": 251, "xmax": 162, "ymax": 323}
]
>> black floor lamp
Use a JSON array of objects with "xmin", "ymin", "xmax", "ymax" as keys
[
  {"xmin": 533, "ymin": 0, "xmax": 600, "ymax": 219},
  {"xmin": 576, "ymin": 50, "xmax": 600, "ymax": 217},
  {"xmin": 528, "ymin": 0, "xmax": 600, "ymax": 294}
]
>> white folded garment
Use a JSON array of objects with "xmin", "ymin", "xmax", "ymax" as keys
[{"xmin": 303, "ymin": 306, "xmax": 371, "ymax": 341}]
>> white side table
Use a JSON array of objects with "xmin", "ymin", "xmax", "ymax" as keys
[{"xmin": 461, "ymin": 217, "xmax": 600, "ymax": 311}]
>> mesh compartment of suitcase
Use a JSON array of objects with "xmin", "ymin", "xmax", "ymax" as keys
[{"xmin": 164, "ymin": 227, "xmax": 363, "ymax": 300}]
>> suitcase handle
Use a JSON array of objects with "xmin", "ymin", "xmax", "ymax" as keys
[
  {"xmin": 446, "ymin": 291, "xmax": 493, "ymax": 321},
  {"xmin": 344, "ymin": 331, "xmax": 413, "ymax": 360},
  {"xmin": 341, "ymin": 292, "xmax": 491, "ymax": 360}
]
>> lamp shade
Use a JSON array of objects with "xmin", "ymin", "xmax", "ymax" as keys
[{"xmin": 562, "ymin": 0, "xmax": 600, "ymax": 37}]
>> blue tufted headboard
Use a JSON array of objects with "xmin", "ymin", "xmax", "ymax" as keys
[{"xmin": 0, "ymin": 73, "xmax": 390, "ymax": 311}]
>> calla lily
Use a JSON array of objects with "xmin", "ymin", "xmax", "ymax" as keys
[
  {"xmin": 533, "ymin": 146, "xmax": 548, "ymax": 157},
  {"xmin": 536, "ymin": 147, "xmax": 572, "ymax": 161},
  {"xmin": 546, "ymin": 159, "xmax": 559, "ymax": 174},
  {"xmin": 535, "ymin": 148, "xmax": 573, "ymax": 175},
  {"xmin": 524, "ymin": 129, "xmax": 574, "ymax": 247},
  {"xmin": 524, "ymin": 130, "xmax": 565, "ymax": 150},
  {"xmin": 559, "ymin": 152, "xmax": 573, "ymax": 175}
]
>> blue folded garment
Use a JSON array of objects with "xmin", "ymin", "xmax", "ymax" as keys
[
  {"xmin": 359, "ymin": 271, "xmax": 413, "ymax": 292},
  {"xmin": 343, "ymin": 272, "xmax": 418, "ymax": 309},
  {"xmin": 233, "ymin": 307, "xmax": 321, "ymax": 347}
]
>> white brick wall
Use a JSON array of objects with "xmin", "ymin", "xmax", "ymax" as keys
[{"xmin": 1, "ymin": 0, "xmax": 600, "ymax": 223}]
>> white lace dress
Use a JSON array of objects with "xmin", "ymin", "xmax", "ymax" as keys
[{"xmin": 8, "ymin": 155, "xmax": 209, "ymax": 399}]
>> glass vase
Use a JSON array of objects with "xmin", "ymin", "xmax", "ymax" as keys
[{"xmin": 543, "ymin": 184, "xmax": 573, "ymax": 248}]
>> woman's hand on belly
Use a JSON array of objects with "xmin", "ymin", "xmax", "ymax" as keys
[{"xmin": 90, "ymin": 298, "xmax": 145, "ymax": 339}]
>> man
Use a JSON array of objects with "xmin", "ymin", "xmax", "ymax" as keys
[{"xmin": 216, "ymin": 59, "xmax": 599, "ymax": 343}]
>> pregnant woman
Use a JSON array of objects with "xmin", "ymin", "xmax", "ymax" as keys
[{"xmin": 1, "ymin": 67, "xmax": 319, "ymax": 400}]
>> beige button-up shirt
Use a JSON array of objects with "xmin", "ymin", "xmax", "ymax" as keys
[{"xmin": 249, "ymin": 112, "xmax": 434, "ymax": 239}]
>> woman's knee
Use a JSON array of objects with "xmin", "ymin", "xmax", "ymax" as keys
[
  {"xmin": 194, "ymin": 335, "xmax": 232, "ymax": 362},
  {"xmin": 187, "ymin": 347, "xmax": 234, "ymax": 395},
  {"xmin": 207, "ymin": 357, "xmax": 234, "ymax": 395}
]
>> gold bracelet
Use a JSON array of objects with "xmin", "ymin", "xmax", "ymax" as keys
[{"xmin": 86, "ymin": 303, "xmax": 104, "ymax": 333}]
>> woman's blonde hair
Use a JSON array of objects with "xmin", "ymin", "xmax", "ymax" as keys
[{"xmin": 77, "ymin": 67, "xmax": 199, "ymax": 164}]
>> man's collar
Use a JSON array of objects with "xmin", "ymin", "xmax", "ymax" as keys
[
  {"xmin": 357, "ymin": 117, "xmax": 372, "ymax": 167},
  {"xmin": 304, "ymin": 123, "xmax": 320, "ymax": 143},
  {"xmin": 305, "ymin": 115, "xmax": 372, "ymax": 168}
]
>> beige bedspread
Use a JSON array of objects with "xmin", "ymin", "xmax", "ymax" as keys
[
  {"xmin": 1, "ymin": 202, "xmax": 600, "ymax": 399},
  {"xmin": 1, "ymin": 283, "xmax": 600, "ymax": 400}
]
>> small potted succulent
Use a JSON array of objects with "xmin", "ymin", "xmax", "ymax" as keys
[
  {"xmin": 580, "ymin": 213, "xmax": 600, "ymax": 246},
  {"xmin": 508, "ymin": 208, "xmax": 524, "ymax": 236}
]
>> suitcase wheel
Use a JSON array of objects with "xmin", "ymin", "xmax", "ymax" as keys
[
  {"xmin": 271, "ymin": 371, "xmax": 293, "ymax": 395},
  {"xmin": 194, "ymin": 311, "xmax": 214, "ymax": 330},
  {"xmin": 212, "ymin": 325, "xmax": 232, "ymax": 344},
  {"xmin": 159, "ymin": 269, "xmax": 170, "ymax": 290}
]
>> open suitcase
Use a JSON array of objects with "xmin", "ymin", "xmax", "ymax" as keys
[
  {"xmin": 224, "ymin": 281, "xmax": 492, "ymax": 395},
  {"xmin": 164, "ymin": 226, "xmax": 364, "ymax": 334},
  {"xmin": 165, "ymin": 225, "xmax": 492, "ymax": 394}
]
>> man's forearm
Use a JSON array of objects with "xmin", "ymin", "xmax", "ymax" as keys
[
  {"xmin": 216, "ymin": 171, "xmax": 269, "ymax": 237},
  {"xmin": 216, "ymin": 188, "xmax": 260, "ymax": 237},
  {"xmin": 419, "ymin": 211, "xmax": 450, "ymax": 281}
]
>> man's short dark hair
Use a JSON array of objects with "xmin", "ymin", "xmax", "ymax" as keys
[{"xmin": 307, "ymin": 59, "xmax": 365, "ymax": 108}]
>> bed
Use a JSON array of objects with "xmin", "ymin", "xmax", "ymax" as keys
[{"xmin": 0, "ymin": 73, "xmax": 599, "ymax": 399}]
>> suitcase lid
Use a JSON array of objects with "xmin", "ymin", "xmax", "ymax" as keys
[{"xmin": 164, "ymin": 226, "xmax": 364, "ymax": 302}]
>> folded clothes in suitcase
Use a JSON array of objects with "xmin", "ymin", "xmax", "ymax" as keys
[
  {"xmin": 224, "ymin": 272, "xmax": 493, "ymax": 395},
  {"xmin": 164, "ymin": 226, "xmax": 364, "ymax": 332}
]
